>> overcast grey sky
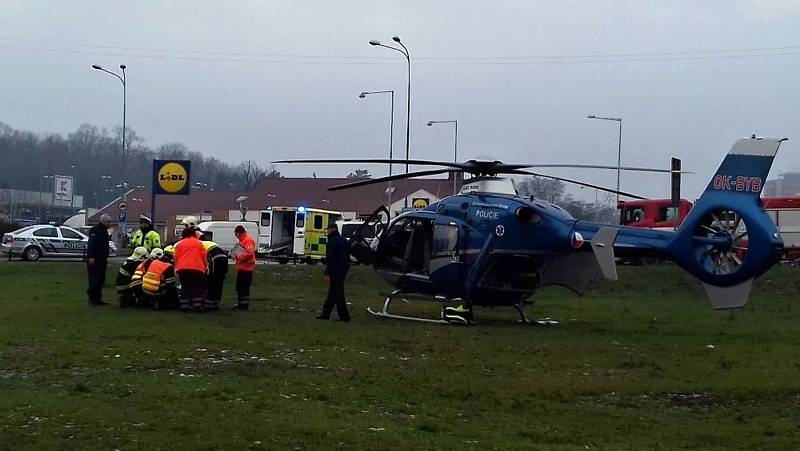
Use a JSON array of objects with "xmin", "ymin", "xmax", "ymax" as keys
[{"xmin": 2, "ymin": 0, "xmax": 800, "ymax": 202}]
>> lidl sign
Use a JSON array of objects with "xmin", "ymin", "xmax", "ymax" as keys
[{"xmin": 153, "ymin": 160, "xmax": 191, "ymax": 195}]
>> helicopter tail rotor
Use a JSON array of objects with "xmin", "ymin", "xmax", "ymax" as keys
[{"xmin": 667, "ymin": 136, "xmax": 786, "ymax": 308}]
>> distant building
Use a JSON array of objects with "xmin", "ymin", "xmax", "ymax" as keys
[
  {"xmin": 0, "ymin": 189, "xmax": 83, "ymax": 224},
  {"xmin": 90, "ymin": 177, "xmax": 458, "ymax": 245},
  {"xmin": 764, "ymin": 172, "xmax": 800, "ymax": 197}
]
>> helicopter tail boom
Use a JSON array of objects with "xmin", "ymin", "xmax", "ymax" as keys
[
  {"xmin": 666, "ymin": 136, "xmax": 785, "ymax": 307},
  {"xmin": 572, "ymin": 136, "xmax": 785, "ymax": 309}
]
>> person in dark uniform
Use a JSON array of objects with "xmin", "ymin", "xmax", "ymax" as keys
[
  {"xmin": 200, "ymin": 236, "xmax": 229, "ymax": 311},
  {"xmin": 115, "ymin": 246, "xmax": 149, "ymax": 307},
  {"xmin": 86, "ymin": 214, "xmax": 112, "ymax": 306},
  {"xmin": 317, "ymin": 223, "xmax": 351, "ymax": 321}
]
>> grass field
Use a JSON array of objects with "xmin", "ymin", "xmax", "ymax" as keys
[{"xmin": 1, "ymin": 262, "xmax": 799, "ymax": 450}]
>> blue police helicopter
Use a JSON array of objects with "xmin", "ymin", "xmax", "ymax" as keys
[{"xmin": 275, "ymin": 136, "xmax": 786, "ymax": 325}]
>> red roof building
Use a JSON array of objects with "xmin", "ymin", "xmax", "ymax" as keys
[{"xmin": 91, "ymin": 176, "xmax": 458, "ymax": 244}]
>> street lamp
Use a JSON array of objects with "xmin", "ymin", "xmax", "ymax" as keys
[
  {"xmin": 359, "ymin": 89, "xmax": 395, "ymax": 205},
  {"xmin": 369, "ymin": 36, "xmax": 411, "ymax": 208},
  {"xmin": 587, "ymin": 114, "xmax": 623, "ymax": 204},
  {"xmin": 40, "ymin": 175, "xmax": 54, "ymax": 222},
  {"xmin": 92, "ymin": 63, "xmax": 127, "ymax": 238},
  {"xmin": 426, "ymin": 120, "xmax": 459, "ymax": 195}
]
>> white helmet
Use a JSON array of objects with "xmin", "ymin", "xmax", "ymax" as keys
[
  {"xmin": 131, "ymin": 246, "xmax": 149, "ymax": 260},
  {"xmin": 149, "ymin": 248, "xmax": 164, "ymax": 259},
  {"xmin": 181, "ymin": 215, "xmax": 199, "ymax": 227}
]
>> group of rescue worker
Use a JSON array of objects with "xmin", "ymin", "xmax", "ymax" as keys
[
  {"xmin": 103, "ymin": 215, "xmax": 254, "ymax": 312},
  {"xmin": 87, "ymin": 214, "xmax": 350, "ymax": 321}
]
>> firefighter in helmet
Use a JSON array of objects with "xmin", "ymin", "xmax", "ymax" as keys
[
  {"xmin": 131, "ymin": 215, "xmax": 162, "ymax": 252},
  {"xmin": 115, "ymin": 246, "xmax": 149, "ymax": 308},
  {"xmin": 141, "ymin": 246, "xmax": 178, "ymax": 309},
  {"xmin": 181, "ymin": 215, "xmax": 203, "ymax": 238}
]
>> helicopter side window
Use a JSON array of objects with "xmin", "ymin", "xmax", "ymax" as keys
[{"xmin": 432, "ymin": 224, "xmax": 458, "ymax": 257}]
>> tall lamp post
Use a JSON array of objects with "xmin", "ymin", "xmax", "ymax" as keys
[
  {"xmin": 369, "ymin": 36, "xmax": 411, "ymax": 208},
  {"xmin": 92, "ymin": 63, "xmax": 127, "ymax": 242},
  {"xmin": 359, "ymin": 90, "xmax": 395, "ymax": 206},
  {"xmin": 426, "ymin": 120, "xmax": 459, "ymax": 195},
  {"xmin": 587, "ymin": 114, "xmax": 622, "ymax": 204}
]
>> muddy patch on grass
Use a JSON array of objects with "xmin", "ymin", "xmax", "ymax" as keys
[{"xmin": 668, "ymin": 392, "xmax": 720, "ymax": 411}]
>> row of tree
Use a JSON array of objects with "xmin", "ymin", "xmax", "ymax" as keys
[
  {"xmin": 0, "ymin": 121, "xmax": 614, "ymax": 221},
  {"xmin": 0, "ymin": 122, "xmax": 281, "ymax": 208},
  {"xmin": 515, "ymin": 176, "xmax": 618, "ymax": 223}
]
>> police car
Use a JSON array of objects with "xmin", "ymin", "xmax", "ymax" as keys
[{"xmin": 1, "ymin": 225, "xmax": 93, "ymax": 261}]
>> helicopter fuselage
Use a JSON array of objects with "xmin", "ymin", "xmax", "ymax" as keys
[{"xmin": 371, "ymin": 190, "xmax": 610, "ymax": 307}]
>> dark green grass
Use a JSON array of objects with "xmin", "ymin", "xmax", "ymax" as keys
[{"xmin": 1, "ymin": 262, "xmax": 799, "ymax": 450}]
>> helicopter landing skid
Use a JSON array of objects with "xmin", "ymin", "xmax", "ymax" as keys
[
  {"xmin": 513, "ymin": 303, "xmax": 559, "ymax": 326},
  {"xmin": 367, "ymin": 290, "xmax": 449, "ymax": 325}
]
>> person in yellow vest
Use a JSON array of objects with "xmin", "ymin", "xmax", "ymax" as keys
[
  {"xmin": 131, "ymin": 215, "xmax": 162, "ymax": 252},
  {"xmin": 200, "ymin": 237, "xmax": 228, "ymax": 311},
  {"xmin": 116, "ymin": 246, "xmax": 149, "ymax": 308},
  {"xmin": 141, "ymin": 246, "xmax": 178, "ymax": 310}
]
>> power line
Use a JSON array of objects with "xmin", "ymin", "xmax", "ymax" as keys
[{"xmin": 0, "ymin": 37, "xmax": 798, "ymax": 66}]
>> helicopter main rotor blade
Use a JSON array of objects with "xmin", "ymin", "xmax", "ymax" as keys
[
  {"xmin": 272, "ymin": 158, "xmax": 467, "ymax": 170},
  {"xmin": 272, "ymin": 158, "xmax": 691, "ymax": 176},
  {"xmin": 508, "ymin": 169, "xmax": 648, "ymax": 200},
  {"xmin": 327, "ymin": 168, "xmax": 455, "ymax": 191},
  {"xmin": 510, "ymin": 164, "xmax": 691, "ymax": 174}
]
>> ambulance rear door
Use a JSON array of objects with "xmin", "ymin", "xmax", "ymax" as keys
[
  {"xmin": 259, "ymin": 210, "xmax": 272, "ymax": 253},
  {"xmin": 293, "ymin": 208, "xmax": 306, "ymax": 255}
]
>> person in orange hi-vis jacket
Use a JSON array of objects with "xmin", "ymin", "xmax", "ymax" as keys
[
  {"xmin": 174, "ymin": 227, "xmax": 208, "ymax": 312},
  {"xmin": 232, "ymin": 225, "xmax": 256, "ymax": 311}
]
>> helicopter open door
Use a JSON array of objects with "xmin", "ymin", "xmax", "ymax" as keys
[
  {"xmin": 427, "ymin": 220, "xmax": 465, "ymax": 297},
  {"xmin": 349, "ymin": 206, "xmax": 390, "ymax": 265}
]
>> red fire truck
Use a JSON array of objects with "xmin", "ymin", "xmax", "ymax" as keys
[{"xmin": 618, "ymin": 197, "xmax": 800, "ymax": 261}]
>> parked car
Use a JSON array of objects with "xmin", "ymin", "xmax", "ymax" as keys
[{"xmin": 1, "ymin": 224, "xmax": 90, "ymax": 261}]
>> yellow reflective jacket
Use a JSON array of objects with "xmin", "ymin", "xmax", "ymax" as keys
[
  {"xmin": 131, "ymin": 228, "xmax": 162, "ymax": 252},
  {"xmin": 142, "ymin": 259, "xmax": 176, "ymax": 296}
]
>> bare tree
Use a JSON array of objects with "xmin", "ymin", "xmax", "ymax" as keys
[{"xmin": 347, "ymin": 168, "xmax": 371, "ymax": 179}]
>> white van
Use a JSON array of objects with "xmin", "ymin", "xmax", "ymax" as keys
[{"xmin": 198, "ymin": 221, "xmax": 259, "ymax": 253}]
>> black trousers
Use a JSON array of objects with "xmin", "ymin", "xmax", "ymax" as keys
[
  {"xmin": 178, "ymin": 270, "xmax": 205, "ymax": 312},
  {"xmin": 236, "ymin": 270, "xmax": 253, "ymax": 309},
  {"xmin": 321, "ymin": 274, "xmax": 349, "ymax": 320},
  {"xmin": 87, "ymin": 259, "xmax": 108, "ymax": 303},
  {"xmin": 205, "ymin": 260, "xmax": 228, "ymax": 309}
]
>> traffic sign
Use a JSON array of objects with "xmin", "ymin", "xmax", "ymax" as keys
[
  {"xmin": 119, "ymin": 211, "xmax": 127, "ymax": 223},
  {"xmin": 118, "ymin": 201, "xmax": 127, "ymax": 212}
]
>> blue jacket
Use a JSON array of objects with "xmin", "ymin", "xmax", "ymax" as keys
[
  {"xmin": 87, "ymin": 223, "xmax": 110, "ymax": 260},
  {"xmin": 325, "ymin": 231, "xmax": 350, "ymax": 277}
]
